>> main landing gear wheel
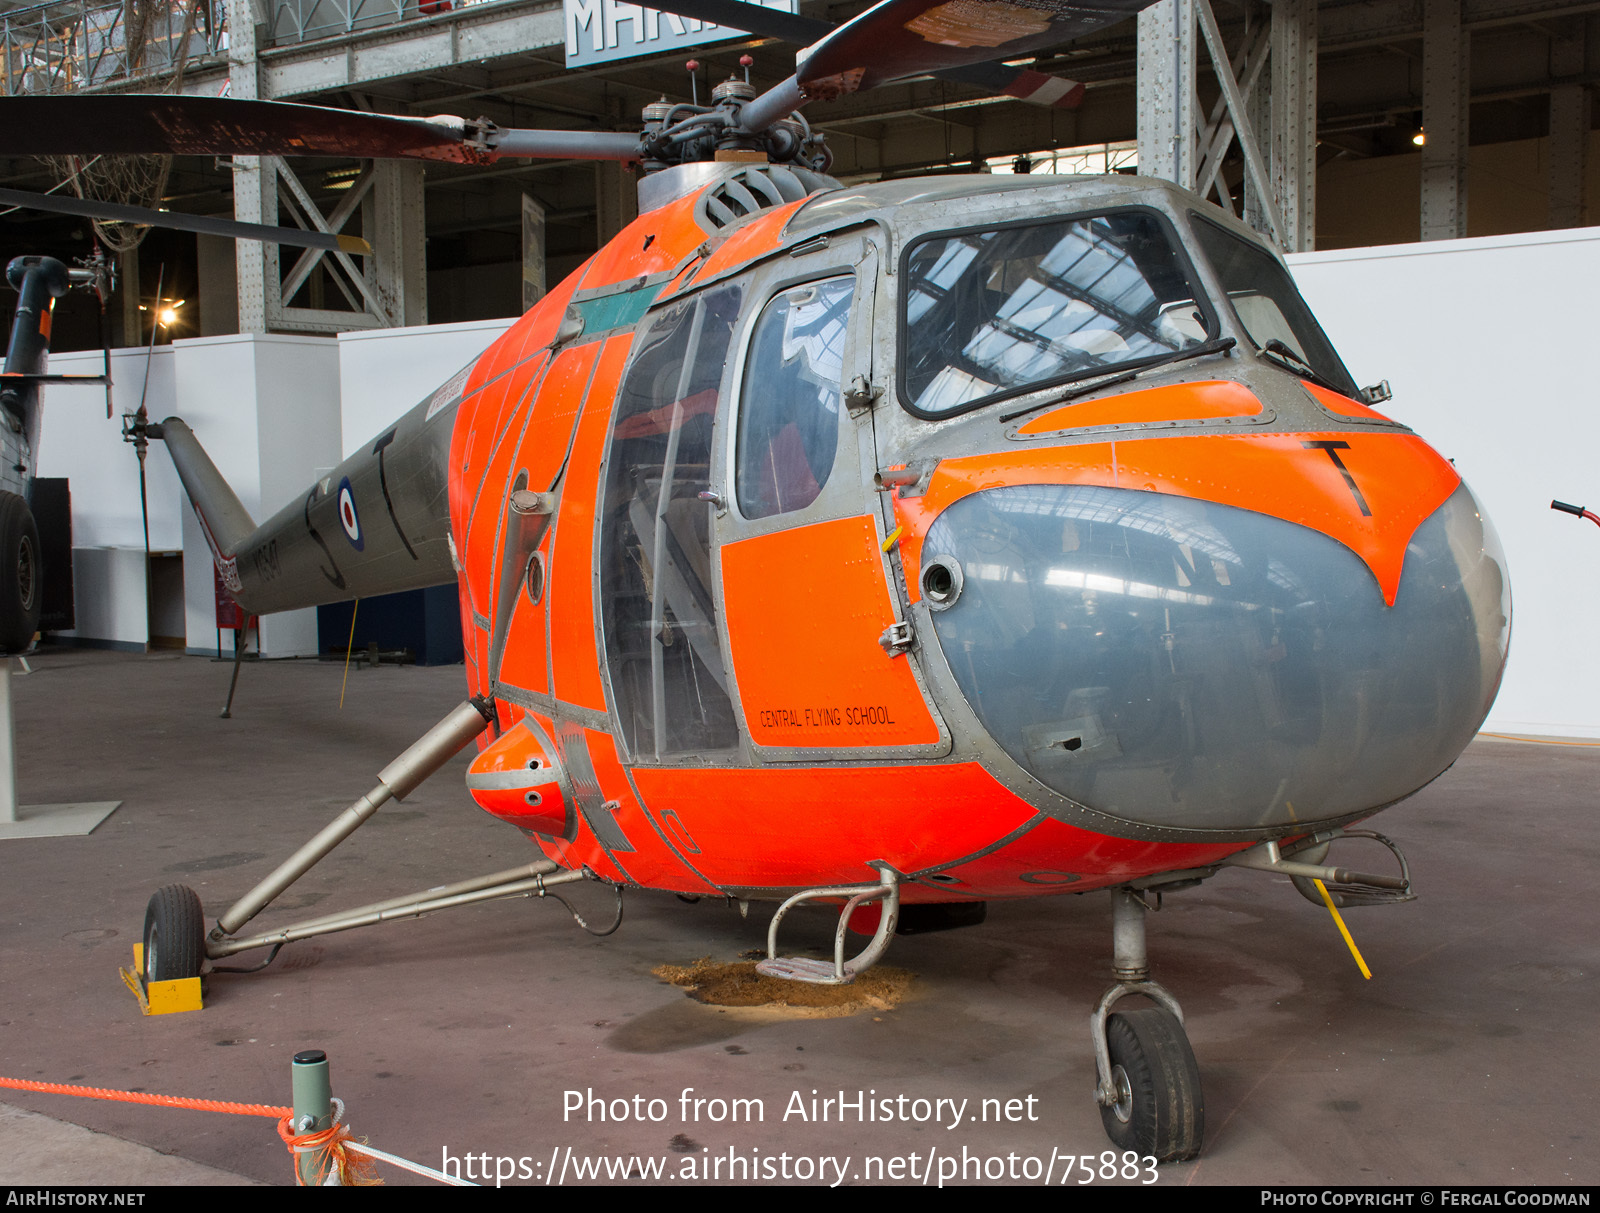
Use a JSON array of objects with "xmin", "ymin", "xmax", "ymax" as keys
[
  {"xmin": 1099, "ymin": 1006, "xmax": 1204, "ymax": 1162},
  {"xmin": 143, "ymin": 885, "xmax": 205, "ymax": 983},
  {"xmin": 0, "ymin": 491, "xmax": 39, "ymax": 654}
]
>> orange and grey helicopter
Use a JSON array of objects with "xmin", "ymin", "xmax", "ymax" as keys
[{"xmin": 1, "ymin": 0, "xmax": 1510, "ymax": 1162}]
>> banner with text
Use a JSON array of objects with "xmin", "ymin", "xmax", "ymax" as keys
[{"xmin": 564, "ymin": 0, "xmax": 800, "ymax": 69}]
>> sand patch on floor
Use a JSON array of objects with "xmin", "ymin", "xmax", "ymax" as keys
[{"xmin": 653, "ymin": 958, "xmax": 915, "ymax": 1019}]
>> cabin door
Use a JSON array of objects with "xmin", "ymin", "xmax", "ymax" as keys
[{"xmin": 713, "ymin": 238, "xmax": 950, "ymax": 762}]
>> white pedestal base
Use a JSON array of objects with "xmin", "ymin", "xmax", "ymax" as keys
[{"xmin": 0, "ymin": 800, "xmax": 121, "ymax": 839}]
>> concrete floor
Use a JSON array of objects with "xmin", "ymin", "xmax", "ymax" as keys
[{"xmin": 1, "ymin": 647, "xmax": 1595, "ymax": 1188}]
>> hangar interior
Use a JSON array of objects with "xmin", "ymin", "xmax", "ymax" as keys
[
  {"xmin": 3, "ymin": 0, "xmax": 1596, "ymax": 733},
  {"xmin": 2, "ymin": 0, "xmax": 1600, "ymax": 345},
  {"xmin": 1, "ymin": 0, "xmax": 1599, "ymax": 1190}
]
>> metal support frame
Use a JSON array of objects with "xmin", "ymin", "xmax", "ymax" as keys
[
  {"xmin": 594, "ymin": 160, "xmax": 638, "ymax": 247},
  {"xmin": 0, "ymin": 657, "xmax": 121, "ymax": 839},
  {"xmin": 1268, "ymin": 0, "xmax": 1317, "ymax": 252},
  {"xmin": 203, "ymin": 698, "xmax": 500, "ymax": 961},
  {"xmin": 0, "ymin": 0, "xmax": 226, "ymax": 97},
  {"xmin": 1137, "ymin": 0, "xmax": 1198, "ymax": 189},
  {"xmin": 522, "ymin": 192, "xmax": 546, "ymax": 314},
  {"xmin": 209, "ymin": 860, "xmax": 587, "ymax": 958},
  {"xmin": 227, "ymin": 0, "xmax": 426, "ymax": 335},
  {"xmin": 756, "ymin": 862, "xmax": 901, "ymax": 985},
  {"xmin": 369, "ymin": 158, "xmax": 427, "ymax": 327},
  {"xmin": 1194, "ymin": 0, "xmax": 1283, "ymax": 244},
  {"xmin": 0, "ymin": 659, "xmax": 15, "ymax": 822},
  {"xmin": 1421, "ymin": 0, "xmax": 1470, "ymax": 241},
  {"xmin": 1137, "ymin": 0, "xmax": 1316, "ymax": 251},
  {"xmin": 228, "ymin": 0, "xmax": 269, "ymax": 333},
  {"xmin": 1548, "ymin": 20, "xmax": 1589, "ymax": 229},
  {"xmin": 270, "ymin": 0, "xmax": 407, "ymax": 46},
  {"xmin": 248, "ymin": 154, "xmax": 423, "ymax": 333},
  {"xmin": 1199, "ymin": 22, "xmax": 1270, "ymax": 217}
]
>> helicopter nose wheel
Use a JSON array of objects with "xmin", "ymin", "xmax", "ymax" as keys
[
  {"xmin": 142, "ymin": 884, "xmax": 206, "ymax": 984},
  {"xmin": 1090, "ymin": 888, "xmax": 1204, "ymax": 1161}
]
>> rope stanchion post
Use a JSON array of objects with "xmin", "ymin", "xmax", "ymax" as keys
[
  {"xmin": 291, "ymin": 1049, "xmax": 334, "ymax": 1186},
  {"xmin": 0, "ymin": 1071, "xmax": 435, "ymax": 1185}
]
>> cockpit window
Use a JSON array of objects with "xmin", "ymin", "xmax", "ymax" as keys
[
  {"xmin": 900, "ymin": 210, "xmax": 1214, "ymax": 417},
  {"xmin": 736, "ymin": 276, "xmax": 853, "ymax": 519},
  {"xmin": 1189, "ymin": 215, "xmax": 1359, "ymax": 398}
]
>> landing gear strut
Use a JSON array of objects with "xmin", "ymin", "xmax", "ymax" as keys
[
  {"xmin": 138, "ymin": 698, "xmax": 596, "ymax": 985},
  {"xmin": 1090, "ymin": 887, "xmax": 1204, "ymax": 1161}
]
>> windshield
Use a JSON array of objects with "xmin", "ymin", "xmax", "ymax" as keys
[
  {"xmin": 1190, "ymin": 215, "xmax": 1358, "ymax": 397},
  {"xmin": 900, "ymin": 210, "xmax": 1215, "ymax": 416}
]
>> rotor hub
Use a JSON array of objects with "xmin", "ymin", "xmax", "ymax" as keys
[
  {"xmin": 712, "ymin": 77, "xmax": 756, "ymax": 104},
  {"xmin": 635, "ymin": 86, "xmax": 830, "ymax": 175}
]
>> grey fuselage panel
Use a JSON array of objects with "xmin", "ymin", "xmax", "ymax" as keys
[{"xmin": 167, "ymin": 389, "xmax": 459, "ymax": 617}]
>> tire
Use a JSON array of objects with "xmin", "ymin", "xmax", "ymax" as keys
[
  {"xmin": 1098, "ymin": 1006, "xmax": 1205, "ymax": 1162},
  {"xmin": 0, "ymin": 492, "xmax": 39, "ymax": 654},
  {"xmin": 143, "ymin": 885, "xmax": 205, "ymax": 983}
]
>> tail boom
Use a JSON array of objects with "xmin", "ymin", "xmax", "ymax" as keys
[{"xmin": 153, "ymin": 389, "xmax": 460, "ymax": 617}]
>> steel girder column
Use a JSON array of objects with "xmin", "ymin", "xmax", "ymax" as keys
[
  {"xmin": 1137, "ymin": 0, "xmax": 1199, "ymax": 189},
  {"xmin": 522, "ymin": 193, "xmax": 546, "ymax": 314},
  {"xmin": 238, "ymin": 156, "xmax": 425, "ymax": 333},
  {"xmin": 595, "ymin": 161, "xmax": 639, "ymax": 247},
  {"xmin": 1141, "ymin": 0, "xmax": 1308, "ymax": 251},
  {"xmin": 367, "ymin": 160, "xmax": 427, "ymax": 328},
  {"xmin": 1548, "ymin": 20, "xmax": 1590, "ymax": 230},
  {"xmin": 1268, "ymin": 0, "xmax": 1317, "ymax": 253},
  {"xmin": 1421, "ymin": 0, "xmax": 1469, "ymax": 242},
  {"xmin": 227, "ymin": 0, "xmax": 272, "ymax": 334},
  {"xmin": 226, "ymin": 2, "xmax": 426, "ymax": 333}
]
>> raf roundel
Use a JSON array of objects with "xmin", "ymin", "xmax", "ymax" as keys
[{"xmin": 337, "ymin": 477, "xmax": 363, "ymax": 551}]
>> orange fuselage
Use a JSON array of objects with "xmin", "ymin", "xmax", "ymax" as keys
[{"xmin": 446, "ymin": 175, "xmax": 1508, "ymax": 906}]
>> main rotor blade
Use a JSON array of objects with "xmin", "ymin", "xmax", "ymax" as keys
[
  {"xmin": 796, "ymin": 0, "xmax": 1153, "ymax": 97},
  {"xmin": 0, "ymin": 95, "xmax": 643, "ymax": 164},
  {"xmin": 649, "ymin": 0, "xmax": 1086, "ymax": 106},
  {"xmin": 0, "ymin": 186, "xmax": 372, "ymax": 254},
  {"xmin": 0, "ymin": 96, "xmax": 477, "ymax": 161}
]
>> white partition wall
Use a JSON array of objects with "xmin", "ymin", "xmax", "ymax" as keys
[
  {"xmin": 168, "ymin": 333, "xmax": 342, "ymax": 658},
  {"xmin": 37, "ymin": 322, "xmax": 513, "ymax": 658},
  {"xmin": 36, "ymin": 346, "xmax": 184, "ymax": 649},
  {"xmin": 37, "ymin": 346, "xmax": 183, "ymax": 548},
  {"xmin": 337, "ymin": 317, "xmax": 513, "ymax": 457},
  {"xmin": 1290, "ymin": 229, "xmax": 1600, "ymax": 738}
]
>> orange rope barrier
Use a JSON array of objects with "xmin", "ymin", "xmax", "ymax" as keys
[
  {"xmin": 0, "ymin": 1075, "xmax": 289, "ymax": 1117},
  {"xmin": 278, "ymin": 1114, "xmax": 381, "ymax": 1186},
  {"xmin": 1, "ymin": 1073, "xmax": 388, "ymax": 1185}
]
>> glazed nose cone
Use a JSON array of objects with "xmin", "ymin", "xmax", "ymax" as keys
[{"xmin": 921, "ymin": 481, "xmax": 1509, "ymax": 835}]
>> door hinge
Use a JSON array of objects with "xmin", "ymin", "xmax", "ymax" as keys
[
  {"xmin": 844, "ymin": 374, "xmax": 880, "ymax": 415},
  {"xmin": 878, "ymin": 619, "xmax": 915, "ymax": 658}
]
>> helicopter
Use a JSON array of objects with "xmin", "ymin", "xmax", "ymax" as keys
[
  {"xmin": 0, "ymin": 0, "xmax": 1511, "ymax": 1164},
  {"xmin": 0, "ymin": 252, "xmax": 113, "ymax": 653}
]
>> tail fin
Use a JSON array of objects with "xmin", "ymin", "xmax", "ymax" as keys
[{"xmin": 146, "ymin": 417, "xmax": 257, "ymax": 589}]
